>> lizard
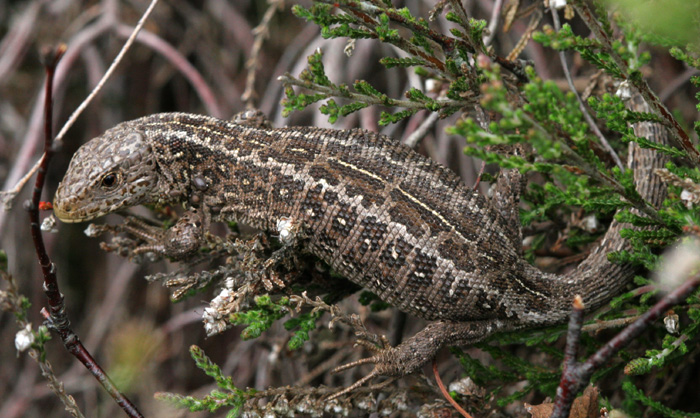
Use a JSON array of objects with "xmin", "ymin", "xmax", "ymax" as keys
[{"xmin": 53, "ymin": 93, "xmax": 669, "ymax": 395}]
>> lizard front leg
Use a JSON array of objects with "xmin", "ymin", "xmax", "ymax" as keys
[
  {"xmin": 227, "ymin": 216, "xmax": 311, "ymax": 296},
  {"xmin": 329, "ymin": 319, "xmax": 515, "ymax": 399},
  {"xmin": 260, "ymin": 217, "xmax": 309, "ymax": 291},
  {"xmin": 126, "ymin": 211, "xmax": 206, "ymax": 259}
]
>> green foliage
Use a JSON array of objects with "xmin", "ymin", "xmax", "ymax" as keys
[
  {"xmin": 283, "ymin": 310, "xmax": 323, "ymax": 350},
  {"xmin": 452, "ymin": 341, "xmax": 562, "ymax": 406},
  {"xmin": 0, "ymin": 249, "xmax": 7, "ymax": 272},
  {"xmin": 534, "ymin": 24, "xmax": 623, "ymax": 77},
  {"xmin": 229, "ymin": 295, "xmax": 290, "ymax": 340},
  {"xmin": 319, "ymin": 99, "xmax": 370, "ymax": 124},
  {"xmin": 155, "ymin": 346, "xmax": 256, "ymax": 416},
  {"xmin": 623, "ymin": 380, "xmax": 700, "ymax": 418},
  {"xmin": 379, "ymin": 56, "xmax": 428, "ymax": 68},
  {"xmin": 15, "ymin": 296, "xmax": 31, "ymax": 323},
  {"xmin": 358, "ymin": 290, "xmax": 392, "ymax": 312},
  {"xmin": 670, "ymin": 48, "xmax": 700, "ymax": 70},
  {"xmin": 449, "ymin": 65, "xmax": 656, "ymax": 262},
  {"xmin": 275, "ymin": 0, "xmax": 700, "ymax": 415},
  {"xmin": 228, "ymin": 294, "xmax": 332, "ymax": 350},
  {"xmin": 607, "ymin": 275, "xmax": 658, "ymax": 311},
  {"xmin": 625, "ymin": 304, "xmax": 700, "ymax": 376},
  {"xmin": 589, "ymin": 94, "xmax": 687, "ymax": 158},
  {"xmin": 281, "ymin": 46, "xmax": 467, "ymax": 125},
  {"xmin": 653, "ymin": 162, "xmax": 700, "ymax": 230},
  {"xmin": 379, "ymin": 108, "xmax": 419, "ymax": 125},
  {"xmin": 282, "ymin": 86, "xmax": 326, "ymax": 116},
  {"xmin": 282, "ymin": 1, "xmax": 485, "ymax": 125},
  {"xmin": 0, "ymin": 256, "xmax": 32, "ymax": 324},
  {"xmin": 32, "ymin": 325, "xmax": 51, "ymax": 362}
]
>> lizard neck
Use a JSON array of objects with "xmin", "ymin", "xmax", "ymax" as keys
[{"xmin": 138, "ymin": 112, "xmax": 276, "ymax": 226}]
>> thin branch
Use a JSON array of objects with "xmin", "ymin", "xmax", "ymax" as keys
[
  {"xmin": 402, "ymin": 111, "xmax": 439, "ymax": 148},
  {"xmin": 549, "ymin": 5, "xmax": 623, "ymax": 170},
  {"xmin": 550, "ymin": 295, "xmax": 585, "ymax": 418},
  {"xmin": 659, "ymin": 67, "xmax": 699, "ymax": 103},
  {"xmin": 0, "ymin": 15, "xmax": 113, "ymax": 231},
  {"xmin": 278, "ymin": 73, "xmax": 470, "ymax": 110},
  {"xmin": 0, "ymin": 0, "xmax": 44, "ymax": 83},
  {"xmin": 448, "ymin": 0, "xmax": 472, "ymax": 32},
  {"xmin": 55, "ymin": 0, "xmax": 159, "ymax": 143},
  {"xmin": 581, "ymin": 315, "xmax": 640, "ymax": 333},
  {"xmin": 483, "ymin": 0, "xmax": 504, "ymax": 47},
  {"xmin": 0, "ymin": 0, "xmax": 159, "ymax": 230},
  {"xmin": 242, "ymin": 0, "xmax": 284, "ymax": 108},
  {"xmin": 315, "ymin": 0, "xmax": 456, "ymax": 78},
  {"xmin": 1, "ymin": 264, "xmax": 85, "ymax": 418},
  {"xmin": 520, "ymin": 110, "xmax": 663, "ymax": 222},
  {"xmin": 114, "ymin": 24, "xmax": 223, "ymax": 118},
  {"xmin": 572, "ymin": 0, "xmax": 700, "ymax": 165},
  {"xmin": 28, "ymin": 44, "xmax": 144, "ymax": 418}
]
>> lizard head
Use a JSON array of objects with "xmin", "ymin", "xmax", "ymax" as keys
[{"xmin": 54, "ymin": 122, "xmax": 160, "ymax": 223}]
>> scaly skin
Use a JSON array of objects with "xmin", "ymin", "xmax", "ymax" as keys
[{"xmin": 54, "ymin": 97, "xmax": 668, "ymax": 388}]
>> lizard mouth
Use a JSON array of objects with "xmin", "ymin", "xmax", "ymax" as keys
[
  {"xmin": 53, "ymin": 190, "xmax": 135, "ymax": 223},
  {"xmin": 53, "ymin": 201, "xmax": 84, "ymax": 223},
  {"xmin": 53, "ymin": 194, "xmax": 100, "ymax": 223}
]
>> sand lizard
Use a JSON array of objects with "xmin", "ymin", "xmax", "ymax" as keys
[{"xmin": 53, "ymin": 95, "xmax": 669, "ymax": 393}]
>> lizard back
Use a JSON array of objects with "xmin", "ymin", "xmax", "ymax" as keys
[{"xmin": 54, "ymin": 101, "xmax": 668, "ymax": 327}]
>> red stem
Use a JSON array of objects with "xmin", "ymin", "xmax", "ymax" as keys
[{"xmin": 29, "ymin": 44, "xmax": 144, "ymax": 418}]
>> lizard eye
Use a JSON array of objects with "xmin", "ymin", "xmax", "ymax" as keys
[{"xmin": 100, "ymin": 172, "xmax": 120, "ymax": 190}]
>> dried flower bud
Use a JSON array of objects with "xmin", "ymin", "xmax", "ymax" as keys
[
  {"xmin": 449, "ymin": 377, "xmax": 486, "ymax": 398},
  {"xmin": 344, "ymin": 39, "xmax": 356, "ymax": 57},
  {"xmin": 551, "ymin": 0, "xmax": 567, "ymax": 10},
  {"xmin": 664, "ymin": 312, "xmax": 679, "ymax": 334},
  {"xmin": 15, "ymin": 324, "xmax": 34, "ymax": 352},
  {"xmin": 615, "ymin": 80, "xmax": 632, "ymax": 100},
  {"xmin": 41, "ymin": 215, "xmax": 58, "ymax": 233}
]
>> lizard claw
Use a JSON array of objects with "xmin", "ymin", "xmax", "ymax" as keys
[
  {"xmin": 327, "ymin": 336, "xmax": 400, "ymax": 400},
  {"xmin": 327, "ymin": 369, "xmax": 391, "ymax": 400}
]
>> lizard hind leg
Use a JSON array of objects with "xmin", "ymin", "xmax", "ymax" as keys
[
  {"xmin": 327, "ymin": 336, "xmax": 397, "ymax": 400},
  {"xmin": 327, "ymin": 320, "xmax": 506, "ymax": 399}
]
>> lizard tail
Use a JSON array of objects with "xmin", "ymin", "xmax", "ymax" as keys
[{"xmin": 550, "ymin": 92, "xmax": 670, "ymax": 317}]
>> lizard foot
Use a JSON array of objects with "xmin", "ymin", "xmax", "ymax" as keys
[
  {"xmin": 328, "ymin": 336, "xmax": 400, "ymax": 400},
  {"xmin": 257, "ymin": 217, "xmax": 309, "ymax": 291},
  {"xmin": 327, "ymin": 320, "xmax": 502, "ymax": 399},
  {"xmin": 124, "ymin": 211, "xmax": 205, "ymax": 260}
]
